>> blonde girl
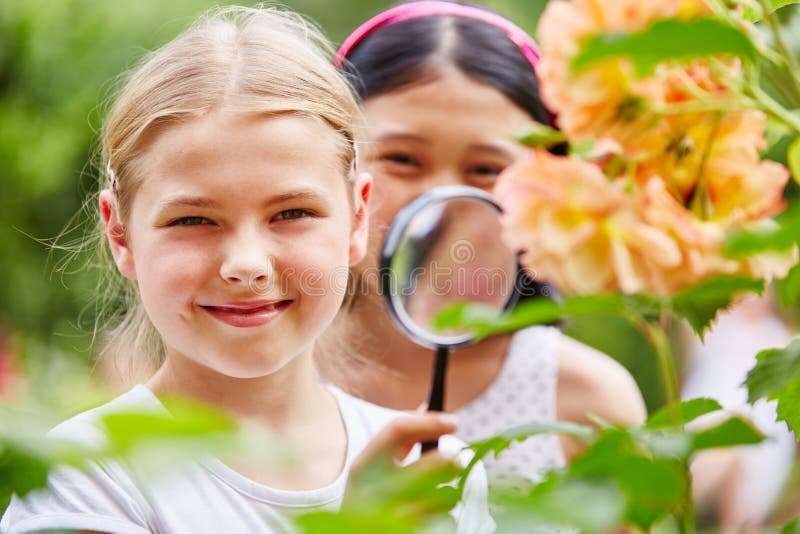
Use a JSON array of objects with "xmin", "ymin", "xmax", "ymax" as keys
[{"xmin": 1, "ymin": 6, "xmax": 490, "ymax": 534}]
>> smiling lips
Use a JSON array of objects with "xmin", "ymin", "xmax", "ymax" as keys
[{"xmin": 201, "ymin": 300, "xmax": 291, "ymax": 328}]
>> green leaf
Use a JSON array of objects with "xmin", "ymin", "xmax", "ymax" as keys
[
  {"xmin": 777, "ymin": 263, "xmax": 800, "ymax": 306},
  {"xmin": 782, "ymin": 517, "xmax": 800, "ymax": 534},
  {"xmin": 774, "ymin": 376, "xmax": 800, "ymax": 435},
  {"xmin": 433, "ymin": 295, "xmax": 626, "ymax": 340},
  {"xmin": 746, "ymin": 338, "xmax": 800, "ymax": 435},
  {"xmin": 460, "ymin": 421, "xmax": 594, "ymax": 491},
  {"xmin": 645, "ymin": 398, "xmax": 722, "ymax": 429},
  {"xmin": 669, "ymin": 276, "xmax": 764, "ymax": 337},
  {"xmin": 746, "ymin": 338, "xmax": 800, "ymax": 402},
  {"xmin": 691, "ymin": 416, "xmax": 765, "ymax": 451},
  {"xmin": 569, "ymin": 430, "xmax": 686, "ymax": 530},
  {"xmin": 789, "ymin": 136, "xmax": 800, "ymax": 187},
  {"xmin": 724, "ymin": 201, "xmax": 800, "ymax": 256},
  {"xmin": 745, "ymin": 1, "xmax": 800, "ymax": 22},
  {"xmin": 573, "ymin": 18, "xmax": 757, "ymax": 76},
  {"xmin": 515, "ymin": 122, "xmax": 566, "ymax": 148},
  {"xmin": 494, "ymin": 476, "xmax": 626, "ymax": 533}
]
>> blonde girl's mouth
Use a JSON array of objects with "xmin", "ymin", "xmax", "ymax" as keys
[{"xmin": 200, "ymin": 300, "xmax": 292, "ymax": 328}]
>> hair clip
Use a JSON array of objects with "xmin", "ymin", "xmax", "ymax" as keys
[{"xmin": 106, "ymin": 161, "xmax": 117, "ymax": 191}]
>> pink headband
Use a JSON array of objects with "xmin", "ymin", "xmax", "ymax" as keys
[{"xmin": 334, "ymin": 1, "xmax": 540, "ymax": 73}]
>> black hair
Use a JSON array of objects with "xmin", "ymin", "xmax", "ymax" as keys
[{"xmin": 340, "ymin": 3, "xmax": 551, "ymax": 125}]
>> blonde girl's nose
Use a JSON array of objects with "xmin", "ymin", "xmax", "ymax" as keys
[{"xmin": 218, "ymin": 238, "xmax": 276, "ymax": 288}]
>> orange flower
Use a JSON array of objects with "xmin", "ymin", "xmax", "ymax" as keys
[
  {"xmin": 638, "ymin": 109, "xmax": 789, "ymax": 223},
  {"xmin": 496, "ymin": 150, "xmax": 684, "ymax": 294},
  {"xmin": 495, "ymin": 153, "xmax": 795, "ymax": 296},
  {"xmin": 537, "ymin": 0, "xmax": 738, "ymax": 158}
]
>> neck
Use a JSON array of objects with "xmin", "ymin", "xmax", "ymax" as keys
[
  {"xmin": 318, "ymin": 291, "xmax": 512, "ymax": 411},
  {"xmin": 148, "ymin": 347, "xmax": 328, "ymax": 430}
]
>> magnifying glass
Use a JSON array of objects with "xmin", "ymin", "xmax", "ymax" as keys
[{"xmin": 380, "ymin": 185, "xmax": 521, "ymax": 450}]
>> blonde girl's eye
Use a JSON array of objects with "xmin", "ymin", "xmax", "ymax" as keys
[
  {"xmin": 168, "ymin": 216, "xmax": 213, "ymax": 226},
  {"xmin": 273, "ymin": 208, "xmax": 314, "ymax": 221}
]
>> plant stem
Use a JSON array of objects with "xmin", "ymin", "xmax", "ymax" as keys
[
  {"xmin": 749, "ymin": 83, "xmax": 800, "ymax": 134},
  {"xmin": 758, "ymin": 0, "xmax": 800, "ymax": 103},
  {"xmin": 640, "ymin": 316, "xmax": 696, "ymax": 534},
  {"xmin": 642, "ymin": 319, "xmax": 680, "ymax": 408}
]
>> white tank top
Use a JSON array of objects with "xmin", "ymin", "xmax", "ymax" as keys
[{"xmin": 455, "ymin": 326, "xmax": 565, "ymax": 484}]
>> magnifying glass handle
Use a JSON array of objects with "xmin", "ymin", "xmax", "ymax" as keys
[{"xmin": 422, "ymin": 346, "xmax": 450, "ymax": 453}]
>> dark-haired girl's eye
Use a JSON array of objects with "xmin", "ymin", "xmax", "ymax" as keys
[
  {"xmin": 382, "ymin": 153, "xmax": 420, "ymax": 167},
  {"xmin": 466, "ymin": 164, "xmax": 504, "ymax": 187}
]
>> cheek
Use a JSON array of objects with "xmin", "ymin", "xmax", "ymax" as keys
[
  {"xmin": 133, "ymin": 239, "xmax": 214, "ymax": 305},
  {"xmin": 279, "ymin": 224, "xmax": 352, "ymax": 296}
]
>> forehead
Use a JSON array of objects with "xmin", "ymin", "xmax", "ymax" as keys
[
  {"xmin": 137, "ymin": 112, "xmax": 347, "ymax": 200},
  {"xmin": 361, "ymin": 68, "xmax": 531, "ymax": 142}
]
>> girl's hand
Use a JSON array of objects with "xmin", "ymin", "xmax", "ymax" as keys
[
  {"xmin": 344, "ymin": 413, "xmax": 462, "ymax": 520},
  {"xmin": 352, "ymin": 412, "xmax": 458, "ymax": 470}
]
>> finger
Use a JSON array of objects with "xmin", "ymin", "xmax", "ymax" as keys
[{"xmin": 354, "ymin": 413, "xmax": 458, "ymax": 469}]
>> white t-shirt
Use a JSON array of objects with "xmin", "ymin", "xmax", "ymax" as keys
[{"xmin": 1, "ymin": 385, "xmax": 493, "ymax": 534}]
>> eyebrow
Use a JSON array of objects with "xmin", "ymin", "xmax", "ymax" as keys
[
  {"xmin": 373, "ymin": 132, "xmax": 426, "ymax": 144},
  {"xmin": 156, "ymin": 188, "xmax": 329, "ymax": 211},
  {"xmin": 374, "ymin": 133, "xmax": 516, "ymax": 157}
]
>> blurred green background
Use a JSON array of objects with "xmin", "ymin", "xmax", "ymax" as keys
[{"xmin": 0, "ymin": 0, "xmax": 666, "ymax": 409}]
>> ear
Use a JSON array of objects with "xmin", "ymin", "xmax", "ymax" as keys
[
  {"xmin": 99, "ymin": 189, "xmax": 137, "ymax": 281},
  {"xmin": 348, "ymin": 172, "xmax": 372, "ymax": 265}
]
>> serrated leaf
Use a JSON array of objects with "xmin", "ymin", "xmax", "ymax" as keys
[
  {"xmin": 669, "ymin": 276, "xmax": 764, "ymax": 337},
  {"xmin": 774, "ymin": 376, "xmax": 800, "ymax": 435},
  {"xmin": 433, "ymin": 295, "xmax": 625, "ymax": 340},
  {"xmin": 777, "ymin": 263, "xmax": 800, "ymax": 306},
  {"xmin": 725, "ymin": 201, "xmax": 800, "ymax": 256},
  {"xmin": 645, "ymin": 398, "xmax": 722, "ymax": 429},
  {"xmin": 745, "ymin": 337, "xmax": 800, "ymax": 402},
  {"xmin": 573, "ymin": 18, "xmax": 757, "ymax": 76},
  {"xmin": 789, "ymin": 136, "xmax": 800, "ymax": 186},
  {"xmin": 515, "ymin": 122, "xmax": 566, "ymax": 148},
  {"xmin": 459, "ymin": 422, "xmax": 593, "ymax": 492},
  {"xmin": 691, "ymin": 416, "xmax": 765, "ymax": 451}
]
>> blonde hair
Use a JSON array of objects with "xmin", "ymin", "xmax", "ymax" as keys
[{"xmin": 96, "ymin": 5, "xmax": 359, "ymax": 383}]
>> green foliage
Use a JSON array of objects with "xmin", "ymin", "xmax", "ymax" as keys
[
  {"xmin": 789, "ymin": 136, "xmax": 800, "ymax": 185},
  {"xmin": 725, "ymin": 201, "xmax": 800, "ymax": 256},
  {"xmin": 573, "ymin": 18, "xmax": 757, "ymax": 75},
  {"xmin": 645, "ymin": 397, "xmax": 722, "ymax": 429},
  {"xmin": 668, "ymin": 276, "xmax": 765, "ymax": 337},
  {"xmin": 0, "ymin": 392, "xmax": 240, "ymax": 512},
  {"xmin": 460, "ymin": 422, "xmax": 594, "ymax": 492},
  {"xmin": 744, "ymin": 1, "xmax": 800, "ymax": 22},
  {"xmin": 514, "ymin": 122, "xmax": 566, "ymax": 148},
  {"xmin": 690, "ymin": 416, "xmax": 765, "ymax": 451},
  {"xmin": 746, "ymin": 337, "xmax": 800, "ymax": 433},
  {"xmin": 777, "ymin": 262, "xmax": 800, "ymax": 305},
  {"xmin": 435, "ymin": 276, "xmax": 762, "ymax": 343},
  {"xmin": 563, "ymin": 313, "xmax": 667, "ymax": 412},
  {"xmin": 493, "ymin": 477, "xmax": 627, "ymax": 533},
  {"xmin": 297, "ymin": 458, "xmax": 462, "ymax": 534}
]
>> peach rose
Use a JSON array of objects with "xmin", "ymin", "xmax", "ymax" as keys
[{"xmin": 496, "ymin": 153, "xmax": 795, "ymax": 296}]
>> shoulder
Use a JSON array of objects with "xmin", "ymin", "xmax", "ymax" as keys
[
  {"xmin": 555, "ymin": 334, "xmax": 647, "ymax": 428},
  {"xmin": 47, "ymin": 385, "xmax": 163, "ymax": 449},
  {"xmin": 328, "ymin": 385, "xmax": 405, "ymax": 443},
  {"xmin": 0, "ymin": 388, "xmax": 161, "ymax": 534}
]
